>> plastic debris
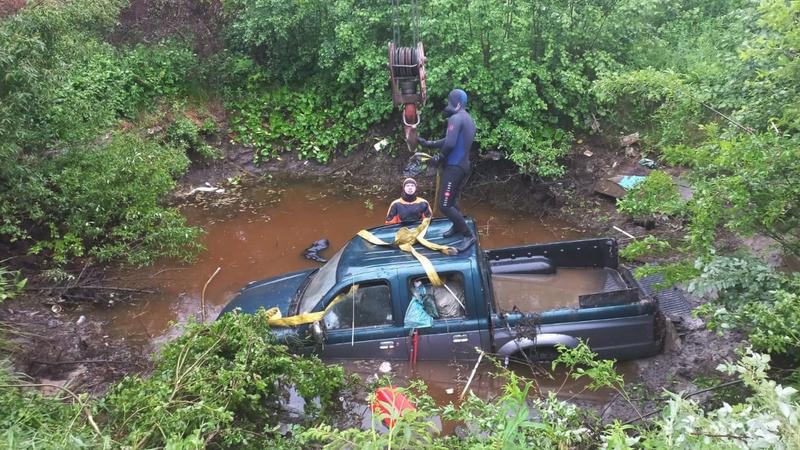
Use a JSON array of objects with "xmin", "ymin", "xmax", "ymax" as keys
[
  {"xmin": 638, "ymin": 158, "xmax": 657, "ymax": 169},
  {"xmin": 373, "ymin": 138, "xmax": 389, "ymax": 152},
  {"xmin": 378, "ymin": 361, "xmax": 392, "ymax": 373},
  {"xmin": 619, "ymin": 175, "xmax": 646, "ymax": 190},
  {"xmin": 371, "ymin": 387, "xmax": 416, "ymax": 428}
]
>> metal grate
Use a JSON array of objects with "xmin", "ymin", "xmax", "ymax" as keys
[
  {"xmin": 602, "ymin": 268, "xmax": 627, "ymax": 291},
  {"xmin": 638, "ymin": 274, "xmax": 693, "ymax": 318}
]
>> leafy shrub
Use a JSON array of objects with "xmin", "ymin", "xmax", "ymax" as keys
[
  {"xmin": 617, "ymin": 171, "xmax": 684, "ymax": 222},
  {"xmin": 0, "ymin": 0, "xmax": 128, "ymax": 152},
  {"xmin": 500, "ymin": 126, "xmax": 573, "ymax": 178},
  {"xmin": 620, "ymin": 236, "xmax": 673, "ymax": 261},
  {"xmin": 219, "ymin": 0, "xmax": 662, "ymax": 174},
  {"xmin": 0, "ymin": 359, "xmax": 100, "ymax": 449},
  {"xmin": 166, "ymin": 115, "xmax": 222, "ymax": 159},
  {"xmin": 18, "ymin": 133, "xmax": 202, "ymax": 265},
  {"xmin": 0, "ymin": 0, "xmax": 205, "ymax": 267},
  {"xmin": 0, "ymin": 266, "xmax": 26, "ymax": 303},
  {"xmin": 119, "ymin": 43, "xmax": 201, "ymax": 116},
  {"xmin": 693, "ymin": 256, "xmax": 800, "ymax": 356},
  {"xmin": 98, "ymin": 310, "xmax": 345, "ymax": 448},
  {"xmin": 0, "ymin": 310, "xmax": 346, "ymax": 448},
  {"xmin": 635, "ymin": 348, "xmax": 800, "ymax": 449},
  {"xmin": 227, "ymin": 86, "xmax": 373, "ymax": 163},
  {"xmin": 3, "ymin": 333, "xmax": 800, "ymax": 449}
]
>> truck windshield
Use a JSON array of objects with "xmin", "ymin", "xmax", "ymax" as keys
[{"xmin": 297, "ymin": 245, "xmax": 345, "ymax": 314}]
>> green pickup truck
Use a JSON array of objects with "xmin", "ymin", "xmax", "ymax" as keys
[{"xmin": 219, "ymin": 218, "xmax": 663, "ymax": 362}]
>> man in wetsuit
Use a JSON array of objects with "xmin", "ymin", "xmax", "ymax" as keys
[
  {"xmin": 385, "ymin": 178, "xmax": 432, "ymax": 224},
  {"xmin": 418, "ymin": 88, "xmax": 476, "ymax": 251}
]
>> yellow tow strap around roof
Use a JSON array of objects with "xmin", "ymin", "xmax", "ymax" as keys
[
  {"xmin": 357, "ymin": 217, "xmax": 455, "ymax": 286},
  {"xmin": 265, "ymin": 285, "xmax": 359, "ymax": 327}
]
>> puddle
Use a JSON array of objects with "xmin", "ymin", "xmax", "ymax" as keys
[{"xmin": 89, "ymin": 179, "xmax": 632, "ymax": 408}]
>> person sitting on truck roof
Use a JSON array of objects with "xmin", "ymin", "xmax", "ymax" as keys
[{"xmin": 385, "ymin": 178, "xmax": 432, "ymax": 224}]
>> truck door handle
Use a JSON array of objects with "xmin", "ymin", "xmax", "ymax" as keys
[
  {"xmin": 379, "ymin": 341, "xmax": 395, "ymax": 350},
  {"xmin": 452, "ymin": 334, "xmax": 469, "ymax": 343}
]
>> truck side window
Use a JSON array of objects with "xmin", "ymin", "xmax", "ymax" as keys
[
  {"xmin": 323, "ymin": 283, "xmax": 393, "ymax": 330},
  {"xmin": 409, "ymin": 273, "xmax": 466, "ymax": 319}
]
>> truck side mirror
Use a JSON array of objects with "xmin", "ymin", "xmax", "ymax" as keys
[{"xmin": 311, "ymin": 321, "xmax": 325, "ymax": 345}]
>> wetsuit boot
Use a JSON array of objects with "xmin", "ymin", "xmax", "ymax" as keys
[{"xmin": 454, "ymin": 231, "xmax": 476, "ymax": 254}]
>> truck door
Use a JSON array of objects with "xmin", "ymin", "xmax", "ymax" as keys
[
  {"xmin": 406, "ymin": 271, "xmax": 484, "ymax": 361},
  {"xmin": 317, "ymin": 279, "xmax": 408, "ymax": 360}
]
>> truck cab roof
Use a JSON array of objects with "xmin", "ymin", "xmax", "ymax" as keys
[{"xmin": 336, "ymin": 217, "xmax": 478, "ymax": 282}]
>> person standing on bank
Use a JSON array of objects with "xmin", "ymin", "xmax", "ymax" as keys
[{"xmin": 418, "ymin": 88, "xmax": 476, "ymax": 251}]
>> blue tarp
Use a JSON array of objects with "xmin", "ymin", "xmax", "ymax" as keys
[
  {"xmin": 619, "ymin": 175, "xmax": 646, "ymax": 190},
  {"xmin": 404, "ymin": 283, "xmax": 438, "ymax": 328}
]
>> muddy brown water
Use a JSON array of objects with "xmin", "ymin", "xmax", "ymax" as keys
[
  {"xmin": 95, "ymin": 179, "xmax": 634, "ymax": 407},
  {"xmin": 492, "ymin": 268, "xmax": 616, "ymax": 311}
]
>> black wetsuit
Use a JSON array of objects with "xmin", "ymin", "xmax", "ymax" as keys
[
  {"xmin": 385, "ymin": 194, "xmax": 432, "ymax": 224},
  {"xmin": 423, "ymin": 90, "xmax": 476, "ymax": 236}
]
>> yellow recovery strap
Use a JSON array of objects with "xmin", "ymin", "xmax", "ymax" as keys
[
  {"xmin": 357, "ymin": 217, "xmax": 456, "ymax": 286},
  {"xmin": 265, "ymin": 284, "xmax": 359, "ymax": 327},
  {"xmin": 264, "ymin": 217, "xmax": 454, "ymax": 327}
]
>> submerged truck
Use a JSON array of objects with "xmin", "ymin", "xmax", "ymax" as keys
[{"xmin": 219, "ymin": 218, "xmax": 663, "ymax": 362}]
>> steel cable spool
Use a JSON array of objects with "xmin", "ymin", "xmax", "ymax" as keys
[{"xmin": 393, "ymin": 46, "xmax": 418, "ymax": 79}]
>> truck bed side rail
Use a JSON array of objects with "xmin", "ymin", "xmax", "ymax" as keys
[{"xmin": 485, "ymin": 238, "xmax": 618, "ymax": 269}]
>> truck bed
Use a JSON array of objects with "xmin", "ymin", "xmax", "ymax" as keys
[
  {"xmin": 485, "ymin": 237, "xmax": 646, "ymax": 313},
  {"xmin": 491, "ymin": 267, "xmax": 627, "ymax": 312}
]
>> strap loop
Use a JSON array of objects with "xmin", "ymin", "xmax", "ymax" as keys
[{"xmin": 357, "ymin": 218, "xmax": 456, "ymax": 286}]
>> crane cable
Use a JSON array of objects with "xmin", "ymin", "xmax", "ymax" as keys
[{"xmin": 392, "ymin": 0, "xmax": 420, "ymax": 46}]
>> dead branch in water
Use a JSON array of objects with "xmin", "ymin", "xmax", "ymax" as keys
[
  {"xmin": 201, "ymin": 267, "xmax": 221, "ymax": 323},
  {"xmin": 29, "ymin": 285, "xmax": 156, "ymax": 294}
]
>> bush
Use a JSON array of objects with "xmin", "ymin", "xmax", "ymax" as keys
[
  {"xmin": 16, "ymin": 133, "xmax": 203, "ymax": 265},
  {"xmin": 0, "ymin": 310, "xmax": 346, "ymax": 448},
  {"xmin": 165, "ymin": 115, "xmax": 222, "ymax": 160},
  {"xmin": 0, "ymin": 266, "xmax": 26, "ymax": 303},
  {"xmin": 0, "ymin": 0, "xmax": 205, "ymax": 267},
  {"xmin": 227, "ymin": 86, "xmax": 371, "ymax": 163},
  {"xmin": 98, "ymin": 310, "xmax": 345, "ymax": 448},
  {"xmin": 693, "ymin": 256, "xmax": 800, "ymax": 356},
  {"xmin": 617, "ymin": 171, "xmax": 684, "ymax": 222},
  {"xmin": 219, "ymin": 0, "xmax": 659, "ymax": 175}
]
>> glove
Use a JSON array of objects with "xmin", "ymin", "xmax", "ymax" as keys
[
  {"xmin": 429, "ymin": 154, "xmax": 441, "ymax": 167},
  {"xmin": 417, "ymin": 137, "xmax": 431, "ymax": 147}
]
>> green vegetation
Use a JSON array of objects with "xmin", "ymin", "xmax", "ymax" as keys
[
  {"xmin": 3, "ymin": 327, "xmax": 799, "ymax": 449},
  {"xmin": 1, "ymin": 310, "xmax": 345, "ymax": 448},
  {"xmin": 2, "ymin": 0, "xmax": 800, "ymax": 447},
  {"xmin": 1, "ymin": 1, "xmax": 204, "ymax": 266},
  {"xmin": 0, "ymin": 265, "xmax": 26, "ymax": 303},
  {"xmin": 603, "ymin": 0, "xmax": 800, "ymax": 360}
]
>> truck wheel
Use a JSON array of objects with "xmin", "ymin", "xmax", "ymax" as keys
[{"xmin": 522, "ymin": 346, "xmax": 560, "ymax": 363}]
